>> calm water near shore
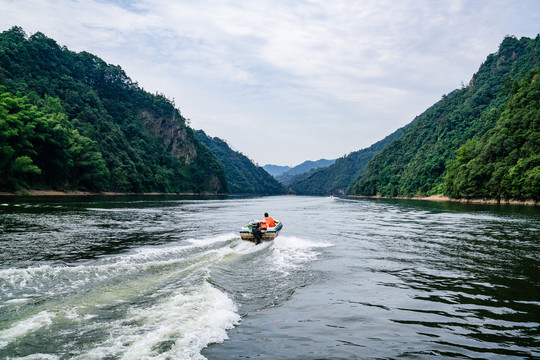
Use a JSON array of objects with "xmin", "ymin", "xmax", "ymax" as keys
[{"xmin": 0, "ymin": 195, "xmax": 538, "ymax": 359}]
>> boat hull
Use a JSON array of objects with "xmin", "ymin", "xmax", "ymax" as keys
[{"xmin": 239, "ymin": 220, "xmax": 283, "ymax": 242}]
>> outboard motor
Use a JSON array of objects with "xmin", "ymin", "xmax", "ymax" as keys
[{"xmin": 251, "ymin": 222, "xmax": 263, "ymax": 245}]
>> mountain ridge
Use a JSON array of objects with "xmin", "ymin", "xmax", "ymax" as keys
[{"xmin": 263, "ymin": 159, "xmax": 336, "ymax": 185}]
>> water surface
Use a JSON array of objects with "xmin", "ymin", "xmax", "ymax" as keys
[{"xmin": 0, "ymin": 195, "xmax": 538, "ymax": 359}]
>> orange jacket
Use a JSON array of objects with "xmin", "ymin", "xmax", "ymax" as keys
[{"xmin": 265, "ymin": 216, "xmax": 276, "ymax": 227}]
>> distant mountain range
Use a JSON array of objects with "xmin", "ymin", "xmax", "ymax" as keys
[
  {"xmin": 263, "ymin": 164, "xmax": 292, "ymax": 177},
  {"xmin": 263, "ymin": 159, "xmax": 336, "ymax": 185}
]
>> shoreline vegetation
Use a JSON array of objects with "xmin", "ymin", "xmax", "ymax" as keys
[
  {"xmin": 0, "ymin": 190, "xmax": 226, "ymax": 197},
  {"xmin": 0, "ymin": 190, "xmax": 537, "ymax": 206},
  {"xmin": 351, "ymin": 194, "xmax": 538, "ymax": 206}
]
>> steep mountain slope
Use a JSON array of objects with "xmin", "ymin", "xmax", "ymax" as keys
[
  {"xmin": 443, "ymin": 66, "xmax": 539, "ymax": 201},
  {"xmin": 290, "ymin": 127, "xmax": 406, "ymax": 195},
  {"xmin": 195, "ymin": 130, "xmax": 286, "ymax": 194},
  {"xmin": 0, "ymin": 27, "xmax": 227, "ymax": 193},
  {"xmin": 353, "ymin": 35, "xmax": 540, "ymax": 198}
]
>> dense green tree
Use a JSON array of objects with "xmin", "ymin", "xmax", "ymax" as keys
[
  {"xmin": 444, "ymin": 66, "xmax": 540, "ymax": 200},
  {"xmin": 0, "ymin": 87, "xmax": 108, "ymax": 190}
]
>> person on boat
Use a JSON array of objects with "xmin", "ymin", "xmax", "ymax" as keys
[{"xmin": 264, "ymin": 212, "xmax": 276, "ymax": 227}]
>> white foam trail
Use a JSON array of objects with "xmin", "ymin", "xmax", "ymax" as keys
[
  {"xmin": 270, "ymin": 236, "xmax": 333, "ymax": 275},
  {"xmin": 274, "ymin": 236, "xmax": 333, "ymax": 250},
  {"xmin": 0, "ymin": 311, "xmax": 55, "ymax": 349},
  {"xmin": 230, "ymin": 238, "xmax": 273, "ymax": 255},
  {"xmin": 186, "ymin": 233, "xmax": 236, "ymax": 247},
  {"xmin": 5, "ymin": 298, "xmax": 30, "ymax": 304},
  {"xmin": 0, "ymin": 233, "xmax": 237, "ymax": 298},
  {"xmin": 10, "ymin": 355, "xmax": 59, "ymax": 360},
  {"xmin": 0, "ymin": 233, "xmax": 287, "ymax": 358},
  {"xmin": 75, "ymin": 283, "xmax": 240, "ymax": 360},
  {"xmin": 0, "ymin": 233, "xmax": 245, "ymax": 358}
]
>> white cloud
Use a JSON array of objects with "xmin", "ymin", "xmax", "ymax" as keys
[{"xmin": 0, "ymin": 0, "xmax": 539, "ymax": 165}]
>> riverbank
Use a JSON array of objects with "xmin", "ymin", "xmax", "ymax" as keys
[
  {"xmin": 351, "ymin": 194, "xmax": 539, "ymax": 206},
  {"xmin": 1, "ymin": 190, "xmax": 537, "ymax": 206},
  {"xmin": 0, "ymin": 190, "xmax": 224, "ymax": 196}
]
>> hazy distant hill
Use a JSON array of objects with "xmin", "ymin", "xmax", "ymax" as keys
[
  {"xmin": 276, "ymin": 159, "xmax": 335, "ymax": 185},
  {"xmin": 195, "ymin": 130, "xmax": 286, "ymax": 195},
  {"xmin": 263, "ymin": 164, "xmax": 291, "ymax": 177},
  {"xmin": 353, "ymin": 35, "xmax": 540, "ymax": 201},
  {"xmin": 0, "ymin": 26, "xmax": 227, "ymax": 193}
]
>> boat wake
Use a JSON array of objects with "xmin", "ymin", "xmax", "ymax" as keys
[{"xmin": 0, "ymin": 232, "xmax": 329, "ymax": 359}]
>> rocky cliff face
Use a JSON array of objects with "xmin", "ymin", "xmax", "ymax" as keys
[
  {"xmin": 141, "ymin": 109, "xmax": 228, "ymax": 194},
  {"xmin": 141, "ymin": 109, "xmax": 197, "ymax": 164}
]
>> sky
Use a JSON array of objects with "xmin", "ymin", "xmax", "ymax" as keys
[{"xmin": 1, "ymin": 1, "xmax": 539, "ymax": 166}]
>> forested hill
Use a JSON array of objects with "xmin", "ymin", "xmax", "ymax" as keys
[
  {"xmin": 353, "ymin": 35, "xmax": 540, "ymax": 201},
  {"xmin": 443, "ymin": 66, "xmax": 539, "ymax": 200},
  {"xmin": 0, "ymin": 26, "xmax": 227, "ymax": 193},
  {"xmin": 195, "ymin": 130, "xmax": 286, "ymax": 195},
  {"xmin": 289, "ymin": 127, "xmax": 406, "ymax": 195}
]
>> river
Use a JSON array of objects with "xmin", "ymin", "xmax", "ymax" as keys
[{"xmin": 0, "ymin": 195, "xmax": 538, "ymax": 359}]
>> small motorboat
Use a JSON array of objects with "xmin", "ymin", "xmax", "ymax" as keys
[{"xmin": 239, "ymin": 220, "xmax": 283, "ymax": 243}]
